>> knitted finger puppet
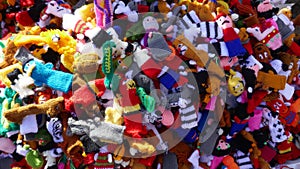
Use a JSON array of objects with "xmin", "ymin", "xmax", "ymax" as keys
[
  {"xmin": 238, "ymin": 27, "xmax": 253, "ymax": 54},
  {"xmin": 24, "ymin": 145, "xmax": 44, "ymax": 169},
  {"xmin": 102, "ymin": 40, "xmax": 116, "ymax": 89},
  {"xmin": 93, "ymin": 145, "xmax": 114, "ymax": 169},
  {"xmin": 0, "ymin": 39, "xmax": 19, "ymax": 69},
  {"xmin": 44, "ymin": 1, "xmax": 71, "ymax": 18},
  {"xmin": 7, "ymin": 68, "xmax": 35, "ymax": 99},
  {"xmin": 246, "ymin": 25, "xmax": 282, "ymax": 51},
  {"xmin": 266, "ymin": 99, "xmax": 299, "ymax": 127},
  {"xmin": 112, "ymin": 0, "xmax": 138, "ymax": 23},
  {"xmin": 56, "ymin": 111, "xmax": 86, "ymax": 167},
  {"xmin": 0, "ymin": 87, "xmax": 21, "ymax": 136},
  {"xmin": 3, "ymin": 97, "xmax": 64, "ymax": 124},
  {"xmin": 0, "ymin": 63, "xmax": 23, "ymax": 87},
  {"xmin": 215, "ymin": 13, "xmax": 247, "ymax": 58},
  {"xmin": 253, "ymin": 42, "xmax": 273, "ymax": 63},
  {"xmin": 227, "ymin": 69, "xmax": 245, "ymax": 97},
  {"xmin": 15, "ymin": 0, "xmax": 47, "ymax": 27},
  {"xmin": 256, "ymin": 71, "xmax": 286, "ymax": 91},
  {"xmin": 142, "ymin": 15, "xmax": 172, "ymax": 61},
  {"xmin": 94, "ymin": 0, "xmax": 113, "ymax": 28},
  {"xmin": 211, "ymin": 137, "xmax": 233, "ymax": 169},
  {"xmin": 14, "ymin": 29, "xmax": 77, "ymax": 73},
  {"xmin": 277, "ymin": 52, "xmax": 299, "ymax": 84}
]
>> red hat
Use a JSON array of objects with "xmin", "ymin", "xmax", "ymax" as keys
[{"xmin": 215, "ymin": 12, "xmax": 227, "ymax": 21}]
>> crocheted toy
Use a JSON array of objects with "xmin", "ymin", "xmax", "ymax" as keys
[
  {"xmin": 112, "ymin": 0, "xmax": 138, "ymax": 23},
  {"xmin": 0, "ymin": 87, "xmax": 21, "ymax": 136},
  {"xmin": 246, "ymin": 25, "xmax": 282, "ymax": 51},
  {"xmin": 253, "ymin": 42, "xmax": 273, "ymax": 63},
  {"xmin": 3, "ymin": 97, "xmax": 64, "ymax": 124},
  {"xmin": 93, "ymin": 145, "xmax": 114, "ymax": 169},
  {"xmin": 0, "ymin": 38, "xmax": 19, "ymax": 69},
  {"xmin": 256, "ymin": 71, "xmax": 286, "ymax": 91},
  {"xmin": 277, "ymin": 52, "xmax": 299, "ymax": 84},
  {"xmin": 7, "ymin": 68, "xmax": 35, "ymax": 99},
  {"xmin": 24, "ymin": 145, "xmax": 44, "ymax": 169},
  {"xmin": 0, "ymin": 63, "xmax": 23, "ymax": 87},
  {"xmin": 56, "ymin": 111, "xmax": 86, "ymax": 168},
  {"xmin": 215, "ymin": 13, "xmax": 247, "ymax": 58},
  {"xmin": 14, "ymin": 29, "xmax": 77, "ymax": 73},
  {"xmin": 227, "ymin": 69, "xmax": 245, "ymax": 96}
]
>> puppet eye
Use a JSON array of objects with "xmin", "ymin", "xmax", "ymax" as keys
[
  {"xmin": 264, "ymin": 52, "xmax": 268, "ymax": 58},
  {"xmin": 259, "ymin": 54, "xmax": 264, "ymax": 59}
]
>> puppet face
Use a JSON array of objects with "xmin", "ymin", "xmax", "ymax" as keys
[
  {"xmin": 216, "ymin": 139, "xmax": 230, "ymax": 150},
  {"xmin": 267, "ymin": 99, "xmax": 288, "ymax": 114},
  {"xmin": 220, "ymin": 56, "xmax": 238, "ymax": 70},
  {"xmin": 216, "ymin": 15, "xmax": 233, "ymax": 29},
  {"xmin": 143, "ymin": 16, "xmax": 159, "ymax": 31},
  {"xmin": 253, "ymin": 42, "xmax": 272, "ymax": 63},
  {"xmin": 228, "ymin": 71, "xmax": 245, "ymax": 96},
  {"xmin": 23, "ymin": 59, "xmax": 36, "ymax": 73},
  {"xmin": 46, "ymin": 1, "xmax": 71, "ymax": 18}
]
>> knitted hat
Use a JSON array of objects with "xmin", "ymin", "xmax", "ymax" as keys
[{"xmin": 14, "ymin": 47, "xmax": 35, "ymax": 64}]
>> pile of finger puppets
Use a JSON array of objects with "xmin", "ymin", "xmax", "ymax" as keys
[{"xmin": 2, "ymin": 0, "xmax": 300, "ymax": 168}]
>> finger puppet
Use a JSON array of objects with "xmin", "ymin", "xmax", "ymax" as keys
[
  {"xmin": 13, "ymin": 47, "xmax": 73, "ymax": 93},
  {"xmin": 4, "ymin": 97, "xmax": 64, "ymax": 124},
  {"xmin": 215, "ymin": 12, "xmax": 247, "ymax": 58},
  {"xmin": 7, "ymin": 68, "xmax": 35, "ymax": 99},
  {"xmin": 94, "ymin": 0, "xmax": 113, "ymax": 28},
  {"xmin": 13, "ymin": 29, "xmax": 77, "ymax": 73},
  {"xmin": 227, "ymin": 69, "xmax": 245, "ymax": 97},
  {"xmin": 0, "ymin": 87, "xmax": 21, "ymax": 136},
  {"xmin": 0, "ymin": 63, "xmax": 23, "ymax": 87},
  {"xmin": 256, "ymin": 71, "xmax": 286, "ymax": 91},
  {"xmin": 246, "ymin": 24, "xmax": 282, "ymax": 51},
  {"xmin": 277, "ymin": 52, "xmax": 299, "ymax": 84},
  {"xmin": 238, "ymin": 27, "xmax": 253, "ymax": 54},
  {"xmin": 112, "ymin": 0, "xmax": 138, "ymax": 23},
  {"xmin": 24, "ymin": 144, "xmax": 44, "ymax": 169},
  {"xmin": 93, "ymin": 145, "xmax": 114, "ymax": 169},
  {"xmin": 141, "ymin": 15, "xmax": 172, "ymax": 61},
  {"xmin": 0, "ymin": 38, "xmax": 19, "ymax": 69},
  {"xmin": 253, "ymin": 42, "xmax": 273, "ymax": 63},
  {"xmin": 266, "ymin": 99, "xmax": 299, "ymax": 127}
]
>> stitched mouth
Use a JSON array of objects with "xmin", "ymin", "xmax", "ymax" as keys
[{"xmin": 222, "ymin": 20, "xmax": 230, "ymax": 25}]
